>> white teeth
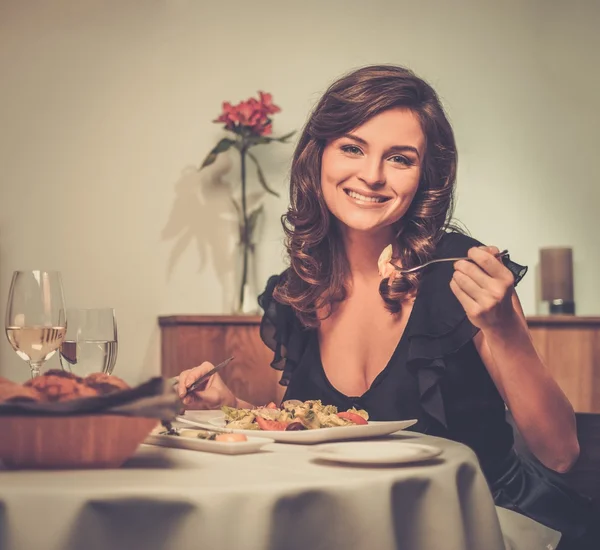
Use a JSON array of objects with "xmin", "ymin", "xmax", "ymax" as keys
[{"xmin": 347, "ymin": 190, "xmax": 386, "ymax": 203}]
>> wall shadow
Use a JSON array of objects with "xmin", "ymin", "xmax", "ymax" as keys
[{"xmin": 161, "ymin": 160, "xmax": 238, "ymax": 308}]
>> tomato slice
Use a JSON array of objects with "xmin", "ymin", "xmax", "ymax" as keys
[
  {"xmin": 255, "ymin": 416, "xmax": 289, "ymax": 431},
  {"xmin": 337, "ymin": 411, "xmax": 368, "ymax": 425}
]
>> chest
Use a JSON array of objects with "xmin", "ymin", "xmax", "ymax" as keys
[{"xmin": 318, "ymin": 292, "xmax": 414, "ymax": 397}]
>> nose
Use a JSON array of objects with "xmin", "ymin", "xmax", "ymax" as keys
[{"xmin": 357, "ymin": 157, "xmax": 385, "ymax": 187}]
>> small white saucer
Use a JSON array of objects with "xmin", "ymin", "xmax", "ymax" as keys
[{"xmin": 311, "ymin": 441, "xmax": 442, "ymax": 465}]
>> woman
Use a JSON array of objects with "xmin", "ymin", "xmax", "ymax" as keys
[{"xmin": 179, "ymin": 65, "xmax": 596, "ymax": 548}]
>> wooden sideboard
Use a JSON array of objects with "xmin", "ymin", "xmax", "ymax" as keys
[
  {"xmin": 527, "ymin": 316, "xmax": 600, "ymax": 414},
  {"xmin": 159, "ymin": 314, "xmax": 600, "ymax": 413},
  {"xmin": 159, "ymin": 315, "xmax": 279, "ymax": 406}
]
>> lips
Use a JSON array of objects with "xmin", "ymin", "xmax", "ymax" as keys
[{"xmin": 343, "ymin": 188, "xmax": 391, "ymax": 203}]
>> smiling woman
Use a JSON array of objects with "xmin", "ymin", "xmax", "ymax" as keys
[
  {"xmin": 320, "ymin": 109, "xmax": 422, "ymax": 233},
  {"xmin": 178, "ymin": 65, "xmax": 598, "ymax": 548}
]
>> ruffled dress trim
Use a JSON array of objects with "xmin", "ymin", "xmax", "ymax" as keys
[
  {"xmin": 257, "ymin": 273, "xmax": 310, "ymax": 387},
  {"xmin": 405, "ymin": 232, "xmax": 527, "ymax": 428}
]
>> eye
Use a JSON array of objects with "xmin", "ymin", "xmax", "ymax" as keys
[
  {"xmin": 388, "ymin": 155, "xmax": 415, "ymax": 167},
  {"xmin": 340, "ymin": 144, "xmax": 363, "ymax": 156}
]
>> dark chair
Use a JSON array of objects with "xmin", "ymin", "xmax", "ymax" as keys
[
  {"xmin": 564, "ymin": 413, "xmax": 600, "ymax": 500},
  {"xmin": 507, "ymin": 411, "xmax": 600, "ymax": 500}
]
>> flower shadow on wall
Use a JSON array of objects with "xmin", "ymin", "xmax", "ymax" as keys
[{"xmin": 161, "ymin": 159, "xmax": 239, "ymax": 311}]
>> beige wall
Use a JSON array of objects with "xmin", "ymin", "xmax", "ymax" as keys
[{"xmin": 1, "ymin": 0, "xmax": 598, "ymax": 382}]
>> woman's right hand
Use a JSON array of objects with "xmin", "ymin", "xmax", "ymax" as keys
[{"xmin": 177, "ymin": 362, "xmax": 237, "ymax": 410}]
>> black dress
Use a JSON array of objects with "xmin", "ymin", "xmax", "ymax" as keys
[{"xmin": 258, "ymin": 232, "xmax": 598, "ymax": 549}]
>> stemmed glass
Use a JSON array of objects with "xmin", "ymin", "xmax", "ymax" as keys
[
  {"xmin": 5, "ymin": 270, "xmax": 67, "ymax": 378},
  {"xmin": 59, "ymin": 308, "xmax": 118, "ymax": 376}
]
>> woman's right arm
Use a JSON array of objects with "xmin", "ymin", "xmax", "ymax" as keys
[{"xmin": 177, "ymin": 361, "xmax": 286, "ymax": 410}]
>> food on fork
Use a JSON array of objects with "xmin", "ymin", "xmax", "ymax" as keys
[
  {"xmin": 377, "ymin": 244, "xmax": 394, "ymax": 277},
  {"xmin": 377, "ymin": 244, "xmax": 398, "ymax": 281},
  {"xmin": 221, "ymin": 399, "xmax": 369, "ymax": 431}
]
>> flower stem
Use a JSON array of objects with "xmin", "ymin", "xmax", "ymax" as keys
[{"xmin": 239, "ymin": 145, "xmax": 249, "ymax": 310}]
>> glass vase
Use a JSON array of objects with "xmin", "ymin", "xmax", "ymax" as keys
[{"xmin": 233, "ymin": 241, "xmax": 259, "ymax": 315}]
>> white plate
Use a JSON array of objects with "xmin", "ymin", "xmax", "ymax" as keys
[
  {"xmin": 183, "ymin": 413, "xmax": 418, "ymax": 444},
  {"xmin": 310, "ymin": 441, "xmax": 443, "ymax": 465},
  {"xmin": 144, "ymin": 429, "xmax": 274, "ymax": 455}
]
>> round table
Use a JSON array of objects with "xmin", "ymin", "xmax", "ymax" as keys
[{"xmin": 0, "ymin": 418, "xmax": 560, "ymax": 550}]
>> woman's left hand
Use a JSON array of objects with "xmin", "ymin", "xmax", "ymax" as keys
[{"xmin": 450, "ymin": 246, "xmax": 517, "ymax": 331}]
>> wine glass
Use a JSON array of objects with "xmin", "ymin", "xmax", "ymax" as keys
[
  {"xmin": 59, "ymin": 308, "xmax": 118, "ymax": 376},
  {"xmin": 5, "ymin": 270, "xmax": 67, "ymax": 378}
]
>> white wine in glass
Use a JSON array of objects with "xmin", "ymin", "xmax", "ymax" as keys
[
  {"xmin": 59, "ymin": 308, "xmax": 118, "ymax": 376},
  {"xmin": 5, "ymin": 270, "xmax": 67, "ymax": 378}
]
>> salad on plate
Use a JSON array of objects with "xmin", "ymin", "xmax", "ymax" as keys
[{"xmin": 221, "ymin": 399, "xmax": 369, "ymax": 432}]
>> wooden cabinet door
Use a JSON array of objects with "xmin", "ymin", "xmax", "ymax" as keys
[
  {"xmin": 159, "ymin": 316, "xmax": 280, "ymax": 406},
  {"xmin": 528, "ymin": 317, "xmax": 600, "ymax": 413}
]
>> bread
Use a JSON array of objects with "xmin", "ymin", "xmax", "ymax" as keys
[
  {"xmin": 24, "ymin": 369, "xmax": 99, "ymax": 402},
  {"xmin": 0, "ymin": 378, "xmax": 43, "ymax": 403},
  {"xmin": 84, "ymin": 373, "xmax": 130, "ymax": 395},
  {"xmin": 0, "ymin": 370, "xmax": 130, "ymax": 403}
]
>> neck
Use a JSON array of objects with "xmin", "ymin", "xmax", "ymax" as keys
[{"xmin": 339, "ymin": 225, "xmax": 395, "ymax": 282}]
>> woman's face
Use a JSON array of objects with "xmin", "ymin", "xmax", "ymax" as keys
[{"xmin": 320, "ymin": 107, "xmax": 425, "ymax": 235}]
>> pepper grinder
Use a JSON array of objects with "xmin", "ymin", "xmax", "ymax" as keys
[{"xmin": 540, "ymin": 247, "xmax": 575, "ymax": 315}]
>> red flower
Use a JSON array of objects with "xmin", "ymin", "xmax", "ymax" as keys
[
  {"xmin": 236, "ymin": 99, "xmax": 264, "ymax": 128},
  {"xmin": 258, "ymin": 91, "xmax": 281, "ymax": 115},
  {"xmin": 258, "ymin": 122, "xmax": 272, "ymax": 136},
  {"xmin": 213, "ymin": 92, "xmax": 281, "ymax": 137},
  {"xmin": 213, "ymin": 102, "xmax": 239, "ymax": 131}
]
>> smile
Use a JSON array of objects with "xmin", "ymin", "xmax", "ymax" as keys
[{"xmin": 344, "ymin": 189, "xmax": 391, "ymax": 204}]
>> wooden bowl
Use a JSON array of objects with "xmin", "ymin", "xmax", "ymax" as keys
[{"xmin": 0, "ymin": 415, "xmax": 158, "ymax": 469}]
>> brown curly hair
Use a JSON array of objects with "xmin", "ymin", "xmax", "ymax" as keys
[{"xmin": 273, "ymin": 64, "xmax": 461, "ymax": 327}]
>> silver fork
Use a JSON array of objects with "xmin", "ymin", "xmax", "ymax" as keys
[
  {"xmin": 162, "ymin": 356, "xmax": 235, "ymax": 433},
  {"xmin": 169, "ymin": 356, "xmax": 235, "ymax": 398},
  {"xmin": 391, "ymin": 249, "xmax": 509, "ymax": 275}
]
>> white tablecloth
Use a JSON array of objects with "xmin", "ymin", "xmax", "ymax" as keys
[{"xmin": 0, "ymin": 419, "xmax": 560, "ymax": 550}]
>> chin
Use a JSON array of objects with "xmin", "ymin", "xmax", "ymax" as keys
[{"xmin": 334, "ymin": 212, "xmax": 394, "ymax": 234}]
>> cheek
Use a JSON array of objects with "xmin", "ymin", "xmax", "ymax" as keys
[
  {"xmin": 389, "ymin": 169, "xmax": 420, "ymax": 199},
  {"xmin": 321, "ymin": 150, "xmax": 354, "ymax": 187},
  {"xmin": 320, "ymin": 148, "xmax": 334, "ymax": 182},
  {"xmin": 407, "ymin": 181, "xmax": 420, "ymax": 202},
  {"xmin": 320, "ymin": 175, "xmax": 338, "ymax": 212},
  {"xmin": 319, "ymin": 155, "xmax": 335, "ymax": 208},
  {"xmin": 385, "ymin": 172, "xmax": 421, "ymax": 219}
]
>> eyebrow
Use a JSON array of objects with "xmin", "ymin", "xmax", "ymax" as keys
[{"xmin": 340, "ymin": 133, "xmax": 421, "ymax": 159}]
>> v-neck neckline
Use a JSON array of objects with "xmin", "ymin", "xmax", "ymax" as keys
[{"xmin": 314, "ymin": 291, "xmax": 420, "ymax": 401}]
